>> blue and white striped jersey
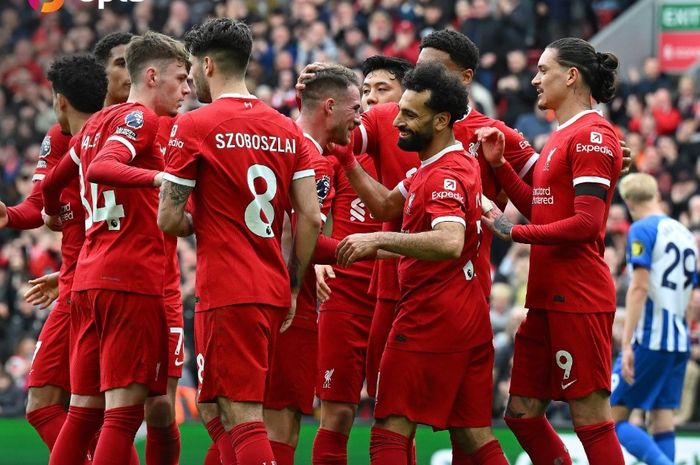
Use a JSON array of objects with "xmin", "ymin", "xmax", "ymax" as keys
[{"xmin": 627, "ymin": 214, "xmax": 698, "ymax": 352}]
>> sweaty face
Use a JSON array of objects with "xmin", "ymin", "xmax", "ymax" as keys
[
  {"xmin": 154, "ymin": 60, "xmax": 191, "ymax": 117},
  {"xmin": 329, "ymin": 85, "xmax": 362, "ymax": 145},
  {"xmin": 531, "ymin": 48, "xmax": 569, "ymax": 112},
  {"xmin": 192, "ymin": 57, "xmax": 212, "ymax": 104},
  {"xmin": 393, "ymin": 89, "xmax": 435, "ymax": 152},
  {"xmin": 105, "ymin": 44, "xmax": 130, "ymax": 104},
  {"xmin": 361, "ymin": 69, "xmax": 403, "ymax": 111}
]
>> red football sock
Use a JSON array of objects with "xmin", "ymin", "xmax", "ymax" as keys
[
  {"xmin": 406, "ymin": 430, "xmax": 416, "ymax": 465},
  {"xmin": 205, "ymin": 417, "xmax": 237, "ymax": 465},
  {"xmin": 312, "ymin": 428, "xmax": 348, "ymax": 465},
  {"xmin": 470, "ymin": 440, "xmax": 509, "ymax": 465},
  {"xmin": 146, "ymin": 423, "xmax": 181, "ymax": 465},
  {"xmin": 575, "ymin": 420, "xmax": 624, "ymax": 465},
  {"xmin": 505, "ymin": 416, "xmax": 572, "ymax": 465},
  {"xmin": 48, "ymin": 406, "xmax": 103, "ymax": 465},
  {"xmin": 270, "ymin": 440, "xmax": 295, "ymax": 465},
  {"xmin": 92, "ymin": 405, "xmax": 144, "ymax": 465},
  {"xmin": 450, "ymin": 434, "xmax": 475, "ymax": 465},
  {"xmin": 130, "ymin": 444, "xmax": 141, "ymax": 465},
  {"xmin": 229, "ymin": 421, "xmax": 276, "ymax": 465},
  {"xmin": 203, "ymin": 443, "xmax": 221, "ymax": 465},
  {"xmin": 370, "ymin": 427, "xmax": 408, "ymax": 465},
  {"xmin": 26, "ymin": 404, "xmax": 67, "ymax": 451}
]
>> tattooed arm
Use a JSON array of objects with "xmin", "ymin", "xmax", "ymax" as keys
[{"xmin": 157, "ymin": 180, "xmax": 194, "ymax": 237}]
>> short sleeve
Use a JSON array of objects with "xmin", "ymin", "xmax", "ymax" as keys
[
  {"xmin": 569, "ymin": 126, "xmax": 620, "ymax": 189},
  {"xmin": 33, "ymin": 125, "xmax": 72, "ymax": 181},
  {"xmin": 496, "ymin": 120, "xmax": 539, "ymax": 179},
  {"xmin": 292, "ymin": 129, "xmax": 314, "ymax": 180},
  {"xmin": 163, "ymin": 113, "xmax": 199, "ymax": 187},
  {"xmin": 312, "ymin": 155, "xmax": 335, "ymax": 223},
  {"xmin": 102, "ymin": 106, "xmax": 159, "ymax": 162},
  {"xmin": 627, "ymin": 221, "xmax": 655, "ymax": 270},
  {"xmin": 422, "ymin": 168, "xmax": 469, "ymax": 229}
]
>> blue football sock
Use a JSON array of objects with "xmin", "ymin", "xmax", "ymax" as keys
[
  {"xmin": 653, "ymin": 431, "xmax": 676, "ymax": 462},
  {"xmin": 615, "ymin": 421, "xmax": 674, "ymax": 465}
]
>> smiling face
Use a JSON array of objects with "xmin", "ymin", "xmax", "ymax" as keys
[
  {"xmin": 329, "ymin": 85, "xmax": 362, "ymax": 145},
  {"xmin": 153, "ymin": 59, "xmax": 191, "ymax": 116},
  {"xmin": 531, "ymin": 47, "xmax": 570, "ymax": 111},
  {"xmin": 393, "ymin": 89, "xmax": 435, "ymax": 152}
]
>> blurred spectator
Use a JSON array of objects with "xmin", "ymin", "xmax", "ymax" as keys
[
  {"xmin": 515, "ymin": 103, "xmax": 555, "ymax": 150},
  {"xmin": 459, "ymin": 0, "xmax": 500, "ymax": 91},
  {"xmin": 490, "ymin": 282, "xmax": 514, "ymax": 334},
  {"xmin": 496, "ymin": 48, "xmax": 538, "ymax": 126},
  {"xmin": 629, "ymin": 56, "xmax": 672, "ymax": 96},
  {"xmin": 650, "ymin": 88, "xmax": 682, "ymax": 136},
  {"xmin": 0, "ymin": 367, "xmax": 24, "ymax": 418},
  {"xmin": 383, "ymin": 20, "xmax": 419, "ymax": 63}
]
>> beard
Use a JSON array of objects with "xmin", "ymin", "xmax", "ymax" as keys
[
  {"xmin": 397, "ymin": 127, "xmax": 433, "ymax": 152},
  {"xmin": 194, "ymin": 68, "xmax": 212, "ymax": 104}
]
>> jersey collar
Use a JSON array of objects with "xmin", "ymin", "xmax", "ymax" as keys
[
  {"xmin": 217, "ymin": 93, "xmax": 258, "ymax": 100},
  {"xmin": 556, "ymin": 109, "xmax": 601, "ymax": 131},
  {"xmin": 303, "ymin": 133, "xmax": 323, "ymax": 154},
  {"xmin": 421, "ymin": 142, "xmax": 464, "ymax": 167}
]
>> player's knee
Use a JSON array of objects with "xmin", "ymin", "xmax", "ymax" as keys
[
  {"xmin": 451, "ymin": 427, "xmax": 496, "ymax": 453},
  {"xmin": 26, "ymin": 386, "xmax": 68, "ymax": 414},
  {"xmin": 569, "ymin": 390, "xmax": 612, "ymax": 427},
  {"xmin": 145, "ymin": 394, "xmax": 175, "ymax": 426},
  {"xmin": 321, "ymin": 402, "xmax": 356, "ymax": 433},
  {"xmin": 504, "ymin": 395, "xmax": 548, "ymax": 419}
]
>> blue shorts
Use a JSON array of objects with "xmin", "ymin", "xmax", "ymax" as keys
[{"xmin": 610, "ymin": 345, "xmax": 689, "ymax": 410}]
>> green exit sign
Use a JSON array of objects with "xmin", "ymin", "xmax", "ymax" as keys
[{"xmin": 660, "ymin": 3, "xmax": 700, "ymax": 30}]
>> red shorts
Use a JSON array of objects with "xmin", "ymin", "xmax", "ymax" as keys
[
  {"xmin": 165, "ymin": 301, "xmax": 184, "ymax": 379},
  {"xmin": 265, "ymin": 325, "xmax": 317, "ymax": 414},
  {"xmin": 510, "ymin": 308, "xmax": 614, "ymax": 401},
  {"xmin": 27, "ymin": 300, "xmax": 71, "ymax": 391},
  {"xmin": 195, "ymin": 304, "xmax": 284, "ymax": 403},
  {"xmin": 366, "ymin": 298, "xmax": 397, "ymax": 398},
  {"xmin": 375, "ymin": 343, "xmax": 494, "ymax": 429},
  {"xmin": 317, "ymin": 311, "xmax": 372, "ymax": 404},
  {"xmin": 70, "ymin": 290, "xmax": 168, "ymax": 396}
]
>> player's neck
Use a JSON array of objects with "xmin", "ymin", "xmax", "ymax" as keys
[
  {"xmin": 67, "ymin": 110, "xmax": 91, "ymax": 136},
  {"xmin": 209, "ymin": 76, "xmax": 250, "ymax": 101},
  {"xmin": 554, "ymin": 93, "xmax": 593, "ymax": 126},
  {"xmin": 631, "ymin": 202, "xmax": 664, "ymax": 221},
  {"xmin": 104, "ymin": 94, "xmax": 125, "ymax": 107},
  {"xmin": 418, "ymin": 133, "xmax": 456, "ymax": 162},
  {"xmin": 126, "ymin": 87, "xmax": 156, "ymax": 112},
  {"xmin": 296, "ymin": 114, "xmax": 330, "ymax": 148}
]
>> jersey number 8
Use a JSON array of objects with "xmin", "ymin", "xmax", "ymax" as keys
[{"xmin": 244, "ymin": 164, "xmax": 277, "ymax": 238}]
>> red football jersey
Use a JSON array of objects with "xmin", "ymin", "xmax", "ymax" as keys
[
  {"xmin": 156, "ymin": 115, "xmax": 182, "ymax": 307},
  {"xmin": 163, "ymin": 94, "xmax": 314, "ymax": 311},
  {"xmin": 391, "ymin": 143, "xmax": 490, "ymax": 353},
  {"xmin": 354, "ymin": 102, "xmax": 420, "ymax": 301},
  {"xmin": 71, "ymin": 103, "xmax": 166, "ymax": 295},
  {"xmin": 320, "ymin": 154, "xmax": 382, "ymax": 316},
  {"xmin": 292, "ymin": 134, "xmax": 335, "ymax": 331},
  {"xmin": 453, "ymin": 108, "xmax": 538, "ymax": 296},
  {"xmin": 521, "ymin": 110, "xmax": 622, "ymax": 313}
]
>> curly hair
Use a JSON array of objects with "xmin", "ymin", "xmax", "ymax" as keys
[
  {"xmin": 184, "ymin": 18, "xmax": 252, "ymax": 77},
  {"xmin": 402, "ymin": 62, "xmax": 468, "ymax": 127},
  {"xmin": 47, "ymin": 54, "xmax": 107, "ymax": 113},
  {"xmin": 419, "ymin": 29, "xmax": 479, "ymax": 72}
]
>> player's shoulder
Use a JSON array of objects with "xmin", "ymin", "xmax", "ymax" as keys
[
  {"xmin": 630, "ymin": 214, "xmax": 664, "ymax": 237},
  {"xmin": 106, "ymin": 102, "xmax": 159, "ymax": 134},
  {"xmin": 40, "ymin": 123, "xmax": 71, "ymax": 158},
  {"xmin": 365, "ymin": 102, "xmax": 399, "ymax": 120}
]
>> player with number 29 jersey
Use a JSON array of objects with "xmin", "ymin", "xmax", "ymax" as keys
[{"xmin": 164, "ymin": 94, "xmax": 314, "ymax": 311}]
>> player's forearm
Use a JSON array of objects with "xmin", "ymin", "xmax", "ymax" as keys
[
  {"xmin": 345, "ymin": 164, "xmax": 400, "ymax": 221},
  {"xmin": 289, "ymin": 212, "xmax": 321, "ymax": 289},
  {"xmin": 512, "ymin": 195, "xmax": 605, "ymax": 245},
  {"xmin": 6, "ymin": 182, "xmax": 44, "ymax": 229},
  {"xmin": 493, "ymin": 162, "xmax": 533, "ymax": 219},
  {"xmin": 623, "ymin": 285, "xmax": 647, "ymax": 348},
  {"xmin": 376, "ymin": 229, "xmax": 463, "ymax": 261},
  {"xmin": 87, "ymin": 157, "xmax": 160, "ymax": 187},
  {"xmin": 157, "ymin": 181, "xmax": 194, "ymax": 237},
  {"xmin": 41, "ymin": 153, "xmax": 77, "ymax": 216}
]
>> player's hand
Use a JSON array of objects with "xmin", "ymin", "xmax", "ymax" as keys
[
  {"xmin": 475, "ymin": 127, "xmax": 506, "ymax": 168},
  {"xmin": 337, "ymin": 233, "xmax": 380, "ymax": 267},
  {"xmin": 24, "ymin": 272, "xmax": 60, "ymax": 309},
  {"xmin": 281, "ymin": 290, "xmax": 298, "ymax": 333},
  {"xmin": 481, "ymin": 204, "xmax": 513, "ymax": 241},
  {"xmin": 295, "ymin": 62, "xmax": 331, "ymax": 94},
  {"xmin": 620, "ymin": 139, "xmax": 632, "ymax": 175},
  {"xmin": 315, "ymin": 265, "xmax": 335, "ymax": 303},
  {"xmin": 621, "ymin": 345, "xmax": 635, "ymax": 385},
  {"xmin": 153, "ymin": 172, "xmax": 164, "ymax": 187},
  {"xmin": 0, "ymin": 200, "xmax": 7, "ymax": 229},
  {"xmin": 42, "ymin": 210, "xmax": 62, "ymax": 231},
  {"xmin": 327, "ymin": 135, "xmax": 357, "ymax": 170}
]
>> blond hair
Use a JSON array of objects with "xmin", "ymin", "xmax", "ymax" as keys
[
  {"xmin": 125, "ymin": 32, "xmax": 191, "ymax": 81},
  {"xmin": 619, "ymin": 173, "xmax": 658, "ymax": 203}
]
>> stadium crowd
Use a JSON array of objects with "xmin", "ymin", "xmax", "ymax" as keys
[{"xmin": 0, "ymin": 0, "xmax": 698, "ymax": 435}]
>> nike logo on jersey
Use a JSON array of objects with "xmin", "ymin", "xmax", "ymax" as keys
[
  {"xmin": 174, "ymin": 359, "xmax": 184, "ymax": 367},
  {"xmin": 561, "ymin": 379, "xmax": 577, "ymax": 390}
]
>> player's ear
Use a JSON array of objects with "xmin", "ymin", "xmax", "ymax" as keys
[
  {"xmin": 434, "ymin": 111, "xmax": 450, "ymax": 132},
  {"xmin": 460, "ymin": 68, "xmax": 473, "ymax": 86},
  {"xmin": 203, "ymin": 56, "xmax": 214, "ymax": 77},
  {"xmin": 324, "ymin": 97, "xmax": 335, "ymax": 115},
  {"xmin": 566, "ymin": 66, "xmax": 579, "ymax": 88},
  {"xmin": 145, "ymin": 66, "xmax": 158, "ymax": 87}
]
